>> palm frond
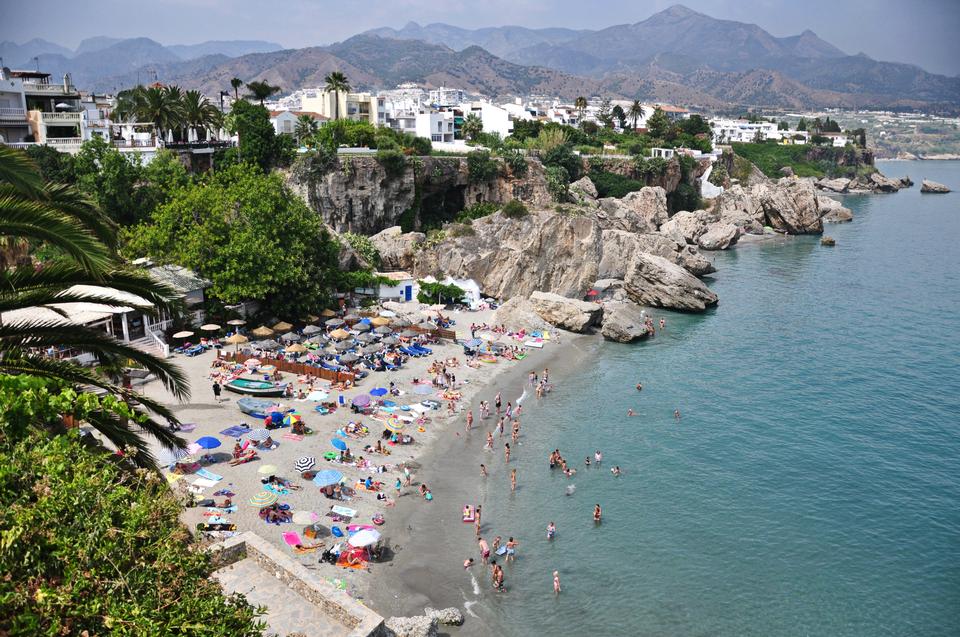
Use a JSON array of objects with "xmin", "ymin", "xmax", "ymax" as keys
[
  {"xmin": 42, "ymin": 183, "xmax": 118, "ymax": 252},
  {"xmin": 0, "ymin": 146, "xmax": 44, "ymax": 197}
]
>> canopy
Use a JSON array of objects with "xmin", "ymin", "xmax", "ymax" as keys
[
  {"xmin": 370, "ymin": 317, "xmax": 391, "ymax": 326},
  {"xmin": 225, "ymin": 333, "xmax": 248, "ymax": 344},
  {"xmin": 195, "ymin": 436, "xmax": 221, "ymax": 449},
  {"xmin": 244, "ymin": 428, "xmax": 271, "ymax": 442},
  {"xmin": 353, "ymin": 322, "xmax": 371, "ymax": 333},
  {"xmin": 356, "ymin": 332, "xmax": 376, "ymax": 343},
  {"xmin": 321, "ymin": 309, "xmax": 337, "ymax": 317},
  {"xmin": 391, "ymin": 318, "xmax": 411, "ymax": 327},
  {"xmin": 369, "ymin": 387, "xmax": 388, "ymax": 397},
  {"xmin": 351, "ymin": 395, "xmax": 370, "ymax": 407},
  {"xmin": 313, "ymin": 469, "xmax": 343, "ymax": 487},
  {"xmin": 325, "ymin": 318, "xmax": 345, "ymax": 328},
  {"xmin": 348, "ymin": 528, "xmax": 382, "ymax": 547},
  {"xmin": 158, "ymin": 446, "xmax": 192, "ymax": 465},
  {"xmin": 257, "ymin": 464, "xmax": 278, "ymax": 474},
  {"xmin": 339, "ymin": 353, "xmax": 359, "ymax": 364},
  {"xmin": 272, "ymin": 321, "xmax": 293, "ymax": 332},
  {"xmin": 329, "ymin": 328, "xmax": 350, "ymax": 340},
  {"xmin": 361, "ymin": 344, "xmax": 382, "ymax": 355},
  {"xmin": 200, "ymin": 323, "xmax": 221, "ymax": 331},
  {"xmin": 227, "ymin": 319, "xmax": 247, "ymax": 326},
  {"xmin": 302, "ymin": 324, "xmax": 323, "ymax": 335},
  {"xmin": 279, "ymin": 331, "xmax": 300, "ymax": 342},
  {"xmin": 330, "ymin": 438, "xmax": 348, "ymax": 451},
  {"xmin": 373, "ymin": 326, "xmax": 393, "ymax": 335},
  {"xmin": 465, "ymin": 338, "xmax": 482, "ymax": 348},
  {"xmin": 418, "ymin": 322, "xmax": 437, "ymax": 330},
  {"xmin": 252, "ymin": 326, "xmax": 274, "ymax": 337},
  {"xmin": 244, "ymin": 357, "xmax": 261, "ymax": 367},
  {"xmin": 400, "ymin": 329, "xmax": 418, "ymax": 338},
  {"xmin": 294, "ymin": 456, "xmax": 316, "ymax": 472},
  {"xmin": 173, "ymin": 331, "xmax": 193, "ymax": 339},
  {"xmin": 282, "ymin": 413, "xmax": 301, "ymax": 425},
  {"xmin": 248, "ymin": 491, "xmax": 278, "ymax": 507},
  {"xmin": 285, "ymin": 343, "xmax": 307, "ymax": 353}
]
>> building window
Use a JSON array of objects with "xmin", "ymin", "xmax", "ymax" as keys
[{"xmin": 431, "ymin": 134, "xmax": 442, "ymax": 142}]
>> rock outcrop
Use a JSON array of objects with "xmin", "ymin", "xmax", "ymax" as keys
[
  {"xmin": 658, "ymin": 209, "xmax": 714, "ymax": 244},
  {"xmin": 568, "ymin": 176, "xmax": 599, "ymax": 206},
  {"xmin": 601, "ymin": 302, "xmax": 652, "ymax": 342},
  {"xmin": 370, "ymin": 226, "xmax": 425, "ymax": 270},
  {"xmin": 385, "ymin": 615, "xmax": 438, "ymax": 637},
  {"xmin": 697, "ymin": 222, "xmax": 740, "ymax": 250},
  {"xmin": 423, "ymin": 607, "xmax": 465, "ymax": 626},
  {"xmin": 818, "ymin": 177, "xmax": 851, "ymax": 193},
  {"xmin": 623, "ymin": 253, "xmax": 719, "ymax": 312},
  {"xmin": 921, "ymin": 179, "xmax": 951, "ymax": 193},
  {"xmin": 599, "ymin": 230, "xmax": 715, "ymax": 279},
  {"xmin": 528, "ymin": 291, "xmax": 602, "ymax": 332},
  {"xmin": 491, "ymin": 296, "xmax": 552, "ymax": 332},
  {"xmin": 595, "ymin": 187, "xmax": 668, "ymax": 234},
  {"xmin": 756, "ymin": 178, "xmax": 827, "ymax": 234},
  {"xmin": 819, "ymin": 196, "xmax": 854, "ymax": 223}
]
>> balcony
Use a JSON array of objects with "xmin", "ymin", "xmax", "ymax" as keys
[
  {"xmin": 22, "ymin": 81, "xmax": 76, "ymax": 95},
  {"xmin": 41, "ymin": 111, "xmax": 81, "ymax": 123},
  {"xmin": 46, "ymin": 138, "xmax": 84, "ymax": 152},
  {"xmin": 0, "ymin": 107, "xmax": 26, "ymax": 121}
]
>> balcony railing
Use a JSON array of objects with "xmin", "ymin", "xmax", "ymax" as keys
[
  {"xmin": 2, "ymin": 142, "xmax": 36, "ymax": 149},
  {"xmin": 22, "ymin": 82, "xmax": 75, "ymax": 94},
  {"xmin": 46, "ymin": 138, "xmax": 84, "ymax": 150},
  {"xmin": 41, "ymin": 111, "xmax": 81, "ymax": 122},
  {"xmin": 0, "ymin": 107, "xmax": 26, "ymax": 119}
]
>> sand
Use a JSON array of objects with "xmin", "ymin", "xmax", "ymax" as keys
[{"xmin": 132, "ymin": 306, "xmax": 568, "ymax": 604}]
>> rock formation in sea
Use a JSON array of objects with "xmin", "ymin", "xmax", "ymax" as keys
[
  {"xmin": 600, "ymin": 302, "xmax": 653, "ymax": 342},
  {"xmin": 920, "ymin": 179, "xmax": 951, "ymax": 193}
]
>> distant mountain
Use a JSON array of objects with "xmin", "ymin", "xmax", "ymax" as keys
[
  {"xmin": 363, "ymin": 22, "xmax": 586, "ymax": 59},
  {"xmin": 74, "ymin": 36, "xmax": 125, "ymax": 56},
  {"xmin": 0, "ymin": 38, "xmax": 71, "ymax": 65},
  {"xmin": 167, "ymin": 40, "xmax": 283, "ymax": 60}
]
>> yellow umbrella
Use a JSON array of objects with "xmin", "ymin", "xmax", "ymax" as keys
[
  {"xmin": 285, "ymin": 343, "xmax": 307, "ymax": 353},
  {"xmin": 329, "ymin": 328, "xmax": 350, "ymax": 340},
  {"xmin": 252, "ymin": 326, "xmax": 274, "ymax": 337},
  {"xmin": 370, "ymin": 317, "xmax": 391, "ymax": 327},
  {"xmin": 272, "ymin": 321, "xmax": 293, "ymax": 332},
  {"xmin": 321, "ymin": 309, "xmax": 336, "ymax": 317}
]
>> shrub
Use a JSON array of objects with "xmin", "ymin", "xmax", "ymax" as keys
[
  {"xmin": 456, "ymin": 202, "xmax": 499, "ymax": 223},
  {"xmin": 591, "ymin": 171, "xmax": 647, "ymax": 198},
  {"xmin": 341, "ymin": 232, "xmax": 381, "ymax": 267},
  {"xmin": 540, "ymin": 144, "xmax": 581, "ymax": 180},
  {"xmin": 668, "ymin": 182, "xmax": 701, "ymax": 214},
  {"xmin": 446, "ymin": 222, "xmax": 476, "ymax": 237},
  {"xmin": 417, "ymin": 280, "xmax": 465, "ymax": 304},
  {"xmin": 545, "ymin": 165, "xmax": 571, "ymax": 202},
  {"xmin": 376, "ymin": 148, "xmax": 407, "ymax": 178},
  {"xmin": 708, "ymin": 161, "xmax": 728, "ymax": 187},
  {"xmin": 291, "ymin": 145, "xmax": 337, "ymax": 182},
  {"xmin": 501, "ymin": 149, "xmax": 528, "ymax": 177},
  {"xmin": 467, "ymin": 150, "xmax": 499, "ymax": 183},
  {"xmin": 502, "ymin": 199, "xmax": 528, "ymax": 219}
]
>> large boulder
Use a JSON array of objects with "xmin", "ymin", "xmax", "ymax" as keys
[
  {"xmin": 599, "ymin": 230, "xmax": 715, "ymax": 279},
  {"xmin": 568, "ymin": 176, "xmax": 599, "ymax": 205},
  {"xmin": 595, "ymin": 186, "xmax": 668, "ymax": 234},
  {"xmin": 491, "ymin": 296, "xmax": 552, "ymax": 333},
  {"xmin": 601, "ymin": 302, "xmax": 652, "ymax": 343},
  {"xmin": 697, "ymin": 222, "xmax": 740, "ymax": 251},
  {"xmin": 658, "ymin": 210, "xmax": 715, "ymax": 244},
  {"xmin": 818, "ymin": 177, "xmax": 851, "ymax": 193},
  {"xmin": 370, "ymin": 226, "xmax": 426, "ymax": 270},
  {"xmin": 529, "ymin": 291, "xmax": 602, "ymax": 332},
  {"xmin": 623, "ymin": 252, "xmax": 719, "ymax": 312},
  {"xmin": 867, "ymin": 172, "xmax": 902, "ymax": 193},
  {"xmin": 755, "ymin": 178, "xmax": 825, "ymax": 234},
  {"xmin": 424, "ymin": 607, "xmax": 465, "ymax": 626},
  {"xmin": 714, "ymin": 185, "xmax": 765, "ymax": 234},
  {"xmin": 590, "ymin": 278, "xmax": 628, "ymax": 302},
  {"xmin": 921, "ymin": 179, "xmax": 951, "ymax": 193},
  {"xmin": 385, "ymin": 616, "xmax": 438, "ymax": 637},
  {"xmin": 819, "ymin": 196, "xmax": 854, "ymax": 223}
]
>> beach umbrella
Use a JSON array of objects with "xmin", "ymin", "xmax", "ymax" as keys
[
  {"xmin": 285, "ymin": 343, "xmax": 307, "ymax": 353},
  {"xmin": 258, "ymin": 339, "xmax": 281, "ymax": 351},
  {"xmin": 384, "ymin": 418, "xmax": 404, "ymax": 433},
  {"xmin": 227, "ymin": 319, "xmax": 247, "ymax": 326},
  {"xmin": 321, "ymin": 308, "xmax": 337, "ymax": 317},
  {"xmin": 330, "ymin": 438, "xmax": 348, "ymax": 451},
  {"xmin": 225, "ymin": 333, "xmax": 248, "ymax": 351},
  {"xmin": 356, "ymin": 332, "xmax": 376, "ymax": 343},
  {"xmin": 370, "ymin": 387, "xmax": 388, "ymax": 397},
  {"xmin": 465, "ymin": 338, "xmax": 482, "ymax": 348},
  {"xmin": 333, "ymin": 341, "xmax": 354, "ymax": 352},
  {"xmin": 195, "ymin": 436, "xmax": 221, "ymax": 449},
  {"xmin": 200, "ymin": 323, "xmax": 221, "ymax": 332},
  {"xmin": 378, "ymin": 310, "xmax": 396, "ymax": 318},
  {"xmin": 257, "ymin": 464, "xmax": 278, "ymax": 475},
  {"xmin": 413, "ymin": 384, "xmax": 434, "ymax": 395},
  {"xmin": 282, "ymin": 413, "xmax": 302, "ymax": 426},
  {"xmin": 280, "ymin": 331, "xmax": 302, "ymax": 342},
  {"xmin": 244, "ymin": 357, "xmax": 261, "ymax": 367},
  {"xmin": 306, "ymin": 390, "xmax": 328, "ymax": 401},
  {"xmin": 329, "ymin": 328, "xmax": 350, "ymax": 340},
  {"xmin": 158, "ymin": 446, "xmax": 192, "ymax": 465},
  {"xmin": 370, "ymin": 316, "xmax": 391, "ymax": 326},
  {"xmin": 339, "ymin": 353, "xmax": 359, "ymax": 364},
  {"xmin": 350, "ymin": 395, "xmax": 370, "ymax": 408},
  {"xmin": 294, "ymin": 456, "xmax": 316, "ymax": 472},
  {"xmin": 292, "ymin": 510, "xmax": 319, "ymax": 525},
  {"xmin": 361, "ymin": 344, "xmax": 382, "ymax": 356},
  {"xmin": 245, "ymin": 428, "xmax": 271, "ymax": 442},
  {"xmin": 373, "ymin": 326, "xmax": 393, "ymax": 335},
  {"xmin": 392, "ymin": 318, "xmax": 411, "ymax": 327},
  {"xmin": 272, "ymin": 321, "xmax": 293, "ymax": 332},
  {"xmin": 252, "ymin": 326, "xmax": 274, "ymax": 337},
  {"xmin": 325, "ymin": 318, "xmax": 345, "ymax": 328},
  {"xmin": 348, "ymin": 528, "xmax": 381, "ymax": 547},
  {"xmin": 249, "ymin": 491, "xmax": 279, "ymax": 507},
  {"xmin": 313, "ymin": 469, "xmax": 343, "ymax": 487},
  {"xmin": 382, "ymin": 336, "xmax": 400, "ymax": 346},
  {"xmin": 343, "ymin": 313, "xmax": 361, "ymax": 322},
  {"xmin": 400, "ymin": 329, "xmax": 418, "ymax": 338},
  {"xmin": 302, "ymin": 324, "xmax": 323, "ymax": 335},
  {"xmin": 418, "ymin": 321, "xmax": 437, "ymax": 330},
  {"xmin": 173, "ymin": 330, "xmax": 193, "ymax": 339},
  {"xmin": 354, "ymin": 322, "xmax": 371, "ymax": 333}
]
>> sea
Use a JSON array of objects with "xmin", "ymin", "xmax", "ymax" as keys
[{"xmin": 371, "ymin": 162, "xmax": 960, "ymax": 636}]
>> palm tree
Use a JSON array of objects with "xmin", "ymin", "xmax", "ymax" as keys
[
  {"xmin": 462, "ymin": 113, "xmax": 483, "ymax": 141},
  {"xmin": 0, "ymin": 146, "xmax": 190, "ymax": 467},
  {"xmin": 230, "ymin": 77, "xmax": 243, "ymax": 100},
  {"xmin": 324, "ymin": 72, "xmax": 350, "ymax": 120},
  {"xmin": 574, "ymin": 96, "xmax": 588, "ymax": 128},
  {"xmin": 294, "ymin": 114, "xmax": 318, "ymax": 145},
  {"xmin": 182, "ymin": 90, "xmax": 222, "ymax": 142},
  {"xmin": 629, "ymin": 100, "xmax": 645, "ymax": 131},
  {"xmin": 245, "ymin": 81, "xmax": 280, "ymax": 105},
  {"xmin": 114, "ymin": 85, "xmax": 185, "ymax": 143}
]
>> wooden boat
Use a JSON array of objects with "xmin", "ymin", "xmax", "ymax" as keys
[
  {"xmin": 237, "ymin": 396, "xmax": 282, "ymax": 418},
  {"xmin": 225, "ymin": 378, "xmax": 286, "ymax": 397}
]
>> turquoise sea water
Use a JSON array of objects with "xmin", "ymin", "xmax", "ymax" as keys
[{"xmin": 460, "ymin": 162, "xmax": 960, "ymax": 636}]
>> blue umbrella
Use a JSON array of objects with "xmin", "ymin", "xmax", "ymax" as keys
[
  {"xmin": 465, "ymin": 338, "xmax": 482, "ymax": 348},
  {"xmin": 370, "ymin": 387, "xmax": 388, "ymax": 397},
  {"xmin": 313, "ymin": 469, "xmax": 343, "ymax": 488},
  {"xmin": 195, "ymin": 436, "xmax": 221, "ymax": 449},
  {"xmin": 331, "ymin": 437, "xmax": 348, "ymax": 451}
]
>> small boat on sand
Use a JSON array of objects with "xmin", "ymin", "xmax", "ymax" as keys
[
  {"xmin": 237, "ymin": 396, "xmax": 283, "ymax": 418},
  {"xmin": 225, "ymin": 378, "xmax": 286, "ymax": 397}
]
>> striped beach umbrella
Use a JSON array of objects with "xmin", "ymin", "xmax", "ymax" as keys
[
  {"xmin": 384, "ymin": 418, "xmax": 405, "ymax": 433},
  {"xmin": 245, "ymin": 428, "xmax": 271, "ymax": 442},
  {"xmin": 158, "ymin": 446, "xmax": 192, "ymax": 465},
  {"xmin": 249, "ymin": 490, "xmax": 279, "ymax": 507},
  {"xmin": 294, "ymin": 456, "xmax": 316, "ymax": 472}
]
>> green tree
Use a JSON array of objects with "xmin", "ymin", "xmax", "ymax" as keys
[
  {"xmin": 230, "ymin": 77, "xmax": 243, "ymax": 100},
  {"xmin": 797, "ymin": 117, "xmax": 808, "ymax": 131},
  {"xmin": 0, "ymin": 382, "xmax": 263, "ymax": 635},
  {"xmin": 244, "ymin": 80, "xmax": 280, "ymax": 105},
  {"xmin": 646, "ymin": 107, "xmax": 672, "ymax": 140},
  {"xmin": 125, "ymin": 164, "xmax": 340, "ymax": 316},
  {"xmin": 0, "ymin": 146, "xmax": 190, "ymax": 463},
  {"xmin": 324, "ymin": 71, "xmax": 351, "ymax": 120},
  {"xmin": 24, "ymin": 144, "xmax": 76, "ymax": 183},
  {"xmin": 182, "ymin": 89, "xmax": 222, "ymax": 141},
  {"xmin": 574, "ymin": 96, "xmax": 588, "ymax": 127},
  {"xmin": 462, "ymin": 113, "xmax": 484, "ymax": 141},
  {"xmin": 113, "ymin": 85, "xmax": 186, "ymax": 142},
  {"xmin": 611, "ymin": 104, "xmax": 627, "ymax": 129},
  {"xmin": 417, "ymin": 280, "xmax": 465, "ymax": 304},
  {"xmin": 73, "ymin": 137, "xmax": 145, "ymax": 225},
  {"xmin": 778, "ymin": 120, "xmax": 790, "ymax": 131},
  {"xmin": 228, "ymin": 100, "xmax": 282, "ymax": 172},
  {"xmin": 628, "ymin": 100, "xmax": 645, "ymax": 131},
  {"xmin": 314, "ymin": 118, "xmax": 376, "ymax": 149},
  {"xmin": 466, "ymin": 150, "xmax": 499, "ymax": 183},
  {"xmin": 597, "ymin": 98, "xmax": 613, "ymax": 128},
  {"xmin": 294, "ymin": 114, "xmax": 318, "ymax": 144}
]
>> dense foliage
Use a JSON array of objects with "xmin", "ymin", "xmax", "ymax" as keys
[
  {"xmin": 730, "ymin": 142, "xmax": 869, "ymax": 179},
  {"xmin": 467, "ymin": 150, "xmax": 499, "ymax": 183},
  {"xmin": 417, "ymin": 280, "xmax": 465, "ymax": 304},
  {"xmin": 124, "ymin": 164, "xmax": 341, "ymax": 316},
  {"xmin": 591, "ymin": 171, "xmax": 648, "ymax": 198},
  {"xmin": 341, "ymin": 232, "xmax": 381, "ymax": 267},
  {"xmin": 0, "ymin": 377, "xmax": 263, "ymax": 636},
  {"xmin": 502, "ymin": 199, "xmax": 529, "ymax": 219},
  {"xmin": 221, "ymin": 100, "xmax": 293, "ymax": 172}
]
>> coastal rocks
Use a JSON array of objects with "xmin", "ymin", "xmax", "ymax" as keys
[
  {"xmin": 529, "ymin": 291, "xmax": 602, "ymax": 332},
  {"xmin": 424, "ymin": 607, "xmax": 465, "ymax": 626},
  {"xmin": 714, "ymin": 185, "xmax": 765, "ymax": 234},
  {"xmin": 697, "ymin": 222, "xmax": 740, "ymax": 251},
  {"xmin": 819, "ymin": 196, "xmax": 854, "ymax": 223},
  {"xmin": 600, "ymin": 302, "xmax": 652, "ymax": 342},
  {"xmin": 590, "ymin": 278, "xmax": 628, "ymax": 302},
  {"xmin": 568, "ymin": 176, "xmax": 599, "ymax": 206},
  {"xmin": 384, "ymin": 615, "xmax": 438, "ymax": 637},
  {"xmin": 755, "ymin": 178, "xmax": 825, "ymax": 234},
  {"xmin": 595, "ymin": 187, "xmax": 668, "ymax": 233},
  {"xmin": 821, "ymin": 236, "xmax": 836, "ymax": 246},
  {"xmin": 818, "ymin": 177, "xmax": 851, "ymax": 193},
  {"xmin": 491, "ymin": 296, "xmax": 552, "ymax": 333},
  {"xmin": 370, "ymin": 226, "xmax": 425, "ymax": 270},
  {"xmin": 658, "ymin": 209, "xmax": 714, "ymax": 244},
  {"xmin": 899, "ymin": 176, "xmax": 914, "ymax": 188},
  {"xmin": 599, "ymin": 230, "xmax": 715, "ymax": 279},
  {"xmin": 779, "ymin": 166, "xmax": 795, "ymax": 178},
  {"xmin": 921, "ymin": 179, "xmax": 951, "ymax": 193},
  {"xmin": 867, "ymin": 172, "xmax": 902, "ymax": 193},
  {"xmin": 622, "ymin": 252, "xmax": 719, "ymax": 312}
]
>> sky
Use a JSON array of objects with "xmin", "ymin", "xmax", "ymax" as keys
[{"xmin": 1, "ymin": 0, "xmax": 959, "ymax": 76}]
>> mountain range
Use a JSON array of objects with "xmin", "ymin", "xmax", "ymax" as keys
[{"xmin": 8, "ymin": 5, "xmax": 959, "ymax": 112}]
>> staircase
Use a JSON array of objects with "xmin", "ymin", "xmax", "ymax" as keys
[{"xmin": 128, "ymin": 336, "xmax": 167, "ymax": 358}]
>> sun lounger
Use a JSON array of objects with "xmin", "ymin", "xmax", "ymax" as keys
[{"xmin": 195, "ymin": 468, "xmax": 222, "ymax": 482}]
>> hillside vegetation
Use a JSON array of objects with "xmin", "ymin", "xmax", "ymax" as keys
[{"xmin": 731, "ymin": 143, "xmax": 875, "ymax": 179}]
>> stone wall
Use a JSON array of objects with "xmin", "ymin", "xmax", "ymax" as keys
[{"xmin": 208, "ymin": 533, "xmax": 387, "ymax": 637}]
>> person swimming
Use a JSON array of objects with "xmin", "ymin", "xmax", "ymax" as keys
[
  {"xmin": 546, "ymin": 521, "xmax": 556, "ymax": 540},
  {"xmin": 611, "ymin": 466, "xmax": 621, "ymax": 476}
]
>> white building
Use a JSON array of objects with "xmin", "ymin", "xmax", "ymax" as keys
[
  {"xmin": 462, "ymin": 101, "xmax": 512, "ymax": 139},
  {"xmin": 269, "ymin": 110, "xmax": 328, "ymax": 136},
  {"xmin": 416, "ymin": 110, "xmax": 456, "ymax": 143},
  {"xmin": 0, "ymin": 69, "xmax": 29, "ymax": 145},
  {"xmin": 710, "ymin": 118, "xmax": 780, "ymax": 145},
  {"xmin": 428, "ymin": 86, "xmax": 464, "ymax": 107},
  {"xmin": 372, "ymin": 271, "xmax": 417, "ymax": 303}
]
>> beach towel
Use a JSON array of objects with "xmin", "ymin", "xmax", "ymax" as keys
[
  {"xmin": 336, "ymin": 553, "xmax": 367, "ymax": 570},
  {"xmin": 331, "ymin": 526, "xmax": 344, "ymax": 538},
  {"xmin": 220, "ymin": 425, "xmax": 250, "ymax": 437},
  {"xmin": 213, "ymin": 489, "xmax": 236, "ymax": 497},
  {"xmin": 205, "ymin": 505, "xmax": 238, "ymax": 514},
  {"xmin": 346, "ymin": 524, "xmax": 376, "ymax": 533},
  {"xmin": 282, "ymin": 433, "xmax": 304, "ymax": 442},
  {"xmin": 282, "ymin": 531, "xmax": 303, "ymax": 547},
  {"xmin": 191, "ymin": 477, "xmax": 218, "ymax": 489},
  {"xmin": 331, "ymin": 505, "xmax": 357, "ymax": 518},
  {"xmin": 195, "ymin": 468, "xmax": 222, "ymax": 482},
  {"xmin": 207, "ymin": 516, "xmax": 229, "ymax": 524},
  {"xmin": 177, "ymin": 423, "xmax": 198, "ymax": 433},
  {"xmin": 265, "ymin": 483, "xmax": 289, "ymax": 495}
]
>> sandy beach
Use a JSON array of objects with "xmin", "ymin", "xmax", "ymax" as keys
[{"xmin": 134, "ymin": 304, "xmax": 572, "ymax": 616}]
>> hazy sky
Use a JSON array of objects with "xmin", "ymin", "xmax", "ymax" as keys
[{"xmin": 2, "ymin": 0, "xmax": 959, "ymax": 76}]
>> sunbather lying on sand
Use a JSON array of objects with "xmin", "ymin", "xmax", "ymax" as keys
[{"xmin": 229, "ymin": 450, "xmax": 258, "ymax": 465}]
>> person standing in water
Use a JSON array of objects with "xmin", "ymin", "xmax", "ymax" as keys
[
  {"xmin": 594, "ymin": 450, "xmax": 603, "ymax": 465},
  {"xmin": 674, "ymin": 409, "xmax": 681, "ymax": 421},
  {"xmin": 495, "ymin": 392, "xmax": 502, "ymax": 414},
  {"xmin": 510, "ymin": 468, "xmax": 517, "ymax": 491},
  {"xmin": 593, "ymin": 503, "xmax": 602, "ymax": 524},
  {"xmin": 553, "ymin": 570, "xmax": 561, "ymax": 595},
  {"xmin": 546, "ymin": 521, "xmax": 556, "ymax": 540},
  {"xmin": 480, "ymin": 463, "xmax": 487, "ymax": 477},
  {"xmin": 504, "ymin": 443, "xmax": 511, "ymax": 463},
  {"xmin": 466, "ymin": 409, "xmax": 473, "ymax": 432}
]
